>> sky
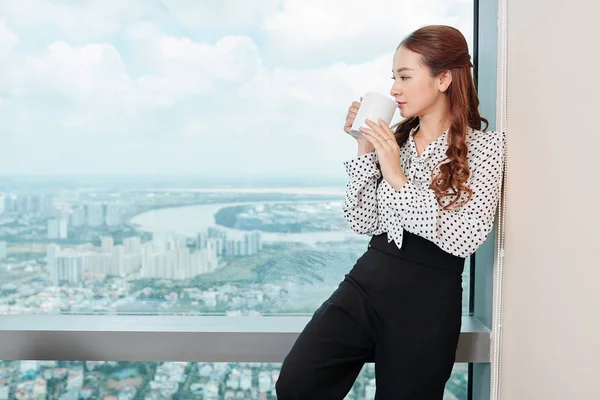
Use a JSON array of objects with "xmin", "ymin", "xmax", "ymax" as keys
[{"xmin": 0, "ymin": 0, "xmax": 473, "ymax": 179}]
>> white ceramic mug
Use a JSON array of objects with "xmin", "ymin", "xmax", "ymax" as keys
[{"xmin": 350, "ymin": 92, "xmax": 397, "ymax": 138}]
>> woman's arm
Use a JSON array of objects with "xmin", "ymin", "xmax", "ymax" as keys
[{"xmin": 342, "ymin": 151, "xmax": 382, "ymax": 235}]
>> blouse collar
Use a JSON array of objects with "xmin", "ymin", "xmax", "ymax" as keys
[{"xmin": 409, "ymin": 124, "xmax": 450, "ymax": 159}]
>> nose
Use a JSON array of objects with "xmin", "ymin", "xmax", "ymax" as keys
[{"xmin": 390, "ymin": 80, "xmax": 402, "ymax": 98}]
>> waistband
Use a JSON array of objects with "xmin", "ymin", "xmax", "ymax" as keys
[{"xmin": 367, "ymin": 230, "xmax": 466, "ymax": 275}]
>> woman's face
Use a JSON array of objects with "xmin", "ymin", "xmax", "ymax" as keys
[{"xmin": 390, "ymin": 46, "xmax": 451, "ymax": 119}]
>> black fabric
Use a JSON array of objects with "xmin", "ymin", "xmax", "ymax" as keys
[{"xmin": 276, "ymin": 231, "xmax": 464, "ymax": 399}]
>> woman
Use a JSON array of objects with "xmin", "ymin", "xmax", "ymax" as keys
[{"xmin": 275, "ymin": 25, "xmax": 506, "ymax": 399}]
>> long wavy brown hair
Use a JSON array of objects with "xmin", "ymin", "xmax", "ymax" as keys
[{"xmin": 391, "ymin": 25, "xmax": 488, "ymax": 210}]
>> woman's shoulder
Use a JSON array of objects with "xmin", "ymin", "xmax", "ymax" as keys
[{"xmin": 468, "ymin": 127, "xmax": 506, "ymax": 157}]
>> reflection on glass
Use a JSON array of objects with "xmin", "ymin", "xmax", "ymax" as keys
[{"xmin": 0, "ymin": 360, "xmax": 467, "ymax": 399}]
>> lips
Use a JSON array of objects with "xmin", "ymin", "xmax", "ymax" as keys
[{"xmin": 397, "ymin": 102, "xmax": 406, "ymax": 108}]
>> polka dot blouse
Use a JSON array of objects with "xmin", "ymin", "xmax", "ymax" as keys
[{"xmin": 343, "ymin": 126, "xmax": 506, "ymax": 258}]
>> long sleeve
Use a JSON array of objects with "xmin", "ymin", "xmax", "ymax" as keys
[
  {"xmin": 379, "ymin": 130, "xmax": 506, "ymax": 257},
  {"xmin": 342, "ymin": 152, "xmax": 382, "ymax": 235}
]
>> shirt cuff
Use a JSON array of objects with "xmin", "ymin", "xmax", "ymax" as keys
[{"xmin": 343, "ymin": 152, "xmax": 380, "ymax": 179}]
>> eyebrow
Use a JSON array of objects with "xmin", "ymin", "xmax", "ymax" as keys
[{"xmin": 393, "ymin": 67, "xmax": 414, "ymax": 73}]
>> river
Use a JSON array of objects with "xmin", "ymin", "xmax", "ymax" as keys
[{"xmin": 130, "ymin": 199, "xmax": 360, "ymax": 245}]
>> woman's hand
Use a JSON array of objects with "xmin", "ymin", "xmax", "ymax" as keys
[
  {"xmin": 359, "ymin": 118, "xmax": 408, "ymax": 190},
  {"xmin": 344, "ymin": 98, "xmax": 376, "ymax": 153}
]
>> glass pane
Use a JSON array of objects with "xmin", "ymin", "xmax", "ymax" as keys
[
  {"xmin": 0, "ymin": 360, "xmax": 468, "ymax": 399},
  {"xmin": 0, "ymin": 0, "xmax": 474, "ymax": 317}
]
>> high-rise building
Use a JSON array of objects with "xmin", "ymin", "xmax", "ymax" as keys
[
  {"xmin": 29, "ymin": 195, "xmax": 42, "ymax": 215},
  {"xmin": 205, "ymin": 239, "xmax": 218, "ymax": 269},
  {"xmin": 3, "ymin": 194, "xmax": 16, "ymax": 214},
  {"xmin": 111, "ymin": 245, "xmax": 125, "ymax": 276},
  {"xmin": 208, "ymin": 227, "xmax": 227, "ymax": 239},
  {"xmin": 47, "ymin": 218, "xmax": 68, "ymax": 240},
  {"xmin": 41, "ymin": 195, "xmax": 55, "ymax": 217},
  {"xmin": 123, "ymin": 237, "xmax": 141, "ymax": 254},
  {"xmin": 101, "ymin": 236, "xmax": 114, "ymax": 253},
  {"xmin": 225, "ymin": 239, "xmax": 235, "ymax": 256},
  {"xmin": 86, "ymin": 204, "xmax": 104, "ymax": 227},
  {"xmin": 51, "ymin": 253, "xmax": 84, "ymax": 285},
  {"xmin": 141, "ymin": 237, "xmax": 218, "ymax": 280},
  {"xmin": 46, "ymin": 244, "xmax": 60, "ymax": 258},
  {"xmin": 244, "ymin": 234, "xmax": 254, "ymax": 256},
  {"xmin": 105, "ymin": 206, "xmax": 121, "ymax": 226},
  {"xmin": 70, "ymin": 205, "xmax": 87, "ymax": 227},
  {"xmin": 253, "ymin": 231, "xmax": 263, "ymax": 251},
  {"xmin": 198, "ymin": 230, "xmax": 226, "ymax": 255},
  {"xmin": 196, "ymin": 232, "xmax": 208, "ymax": 249},
  {"xmin": 16, "ymin": 195, "xmax": 32, "ymax": 216},
  {"xmin": 214, "ymin": 237, "xmax": 224, "ymax": 256}
]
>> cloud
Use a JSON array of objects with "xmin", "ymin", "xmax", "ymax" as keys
[
  {"xmin": 0, "ymin": 0, "xmax": 473, "ymax": 176},
  {"xmin": 177, "ymin": 54, "xmax": 405, "ymax": 178},
  {"xmin": 0, "ymin": 21, "xmax": 402, "ymax": 175},
  {"xmin": 260, "ymin": 0, "xmax": 473, "ymax": 64},
  {"xmin": 0, "ymin": 24, "xmax": 263, "ymax": 136},
  {"xmin": 158, "ymin": 0, "xmax": 281, "ymax": 30},
  {"xmin": 132, "ymin": 34, "xmax": 262, "ymax": 102},
  {"xmin": 25, "ymin": 42, "xmax": 131, "ymax": 99},
  {"xmin": 1, "ymin": 0, "xmax": 281, "ymax": 42},
  {"xmin": 0, "ymin": 21, "xmax": 18, "ymax": 54},
  {"xmin": 1, "ymin": 0, "xmax": 150, "ymax": 41},
  {"xmin": 0, "ymin": 22, "xmax": 19, "ymax": 93},
  {"xmin": 238, "ymin": 54, "xmax": 398, "ymax": 107}
]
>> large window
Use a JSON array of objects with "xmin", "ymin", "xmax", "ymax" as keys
[
  {"xmin": 0, "ymin": 1, "xmax": 487, "ymax": 399},
  {"xmin": 0, "ymin": 0, "xmax": 474, "ymax": 316}
]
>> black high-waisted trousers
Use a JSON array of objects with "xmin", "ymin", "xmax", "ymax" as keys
[{"xmin": 276, "ymin": 230, "xmax": 466, "ymax": 399}]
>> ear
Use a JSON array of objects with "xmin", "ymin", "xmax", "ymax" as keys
[{"xmin": 438, "ymin": 70, "xmax": 452, "ymax": 93}]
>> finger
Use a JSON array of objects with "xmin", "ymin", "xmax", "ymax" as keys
[
  {"xmin": 365, "ymin": 119, "xmax": 389, "ymax": 143},
  {"xmin": 377, "ymin": 118, "xmax": 395, "ymax": 136},
  {"xmin": 359, "ymin": 126, "xmax": 384, "ymax": 150},
  {"xmin": 358, "ymin": 129, "xmax": 375, "ymax": 148},
  {"xmin": 365, "ymin": 119, "xmax": 395, "ymax": 151},
  {"xmin": 347, "ymin": 109, "xmax": 358, "ymax": 120},
  {"xmin": 377, "ymin": 118, "xmax": 398, "ymax": 147},
  {"xmin": 369, "ymin": 118, "xmax": 395, "ymax": 141}
]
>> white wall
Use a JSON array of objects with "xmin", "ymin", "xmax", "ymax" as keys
[{"xmin": 500, "ymin": 0, "xmax": 600, "ymax": 398}]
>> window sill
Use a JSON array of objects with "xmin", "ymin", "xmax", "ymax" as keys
[{"xmin": 0, "ymin": 315, "xmax": 490, "ymax": 362}]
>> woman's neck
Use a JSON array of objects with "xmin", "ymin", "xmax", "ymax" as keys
[{"xmin": 416, "ymin": 109, "xmax": 452, "ymax": 142}]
